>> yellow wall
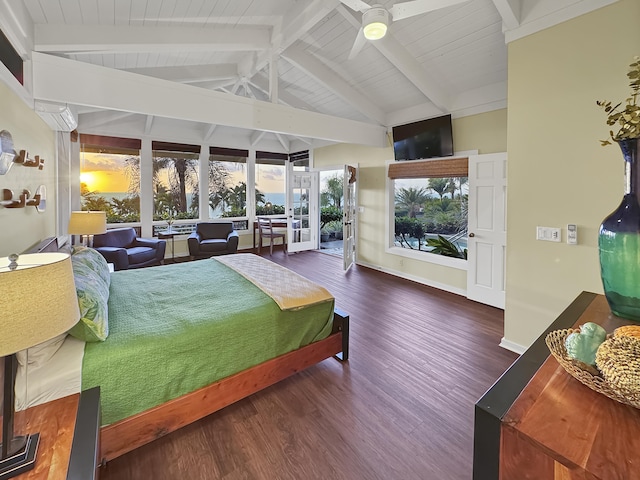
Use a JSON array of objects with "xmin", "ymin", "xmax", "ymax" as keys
[
  {"xmin": 0, "ymin": 82, "xmax": 56, "ymax": 256},
  {"xmin": 504, "ymin": 0, "xmax": 640, "ymax": 347},
  {"xmin": 314, "ymin": 109, "xmax": 507, "ymax": 290}
]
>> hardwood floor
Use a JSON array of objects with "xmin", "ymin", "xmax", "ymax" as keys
[{"xmin": 101, "ymin": 250, "xmax": 518, "ymax": 480}]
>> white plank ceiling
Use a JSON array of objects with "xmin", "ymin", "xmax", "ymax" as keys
[{"xmin": 3, "ymin": 0, "xmax": 618, "ymax": 151}]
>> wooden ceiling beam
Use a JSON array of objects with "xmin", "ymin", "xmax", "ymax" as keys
[
  {"xmin": 275, "ymin": 133, "xmax": 289, "ymax": 151},
  {"xmin": 124, "ymin": 64, "xmax": 238, "ymax": 83},
  {"xmin": 248, "ymin": 0, "xmax": 340, "ymax": 80},
  {"xmin": 490, "ymin": 0, "xmax": 521, "ymax": 30},
  {"xmin": 282, "ymin": 45, "xmax": 386, "ymax": 125},
  {"xmin": 34, "ymin": 24, "xmax": 271, "ymax": 54},
  {"xmin": 144, "ymin": 115, "xmax": 154, "ymax": 135},
  {"xmin": 32, "ymin": 52, "xmax": 387, "ymax": 147},
  {"xmin": 249, "ymin": 75, "xmax": 315, "ymax": 111},
  {"xmin": 204, "ymin": 124, "xmax": 218, "ymax": 141},
  {"xmin": 250, "ymin": 130, "xmax": 267, "ymax": 146},
  {"xmin": 337, "ymin": 6, "xmax": 451, "ymax": 113}
]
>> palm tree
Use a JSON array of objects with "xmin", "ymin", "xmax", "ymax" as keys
[
  {"xmin": 209, "ymin": 187, "xmax": 232, "ymax": 213},
  {"xmin": 166, "ymin": 158, "xmax": 198, "ymax": 213},
  {"xmin": 428, "ymin": 178, "xmax": 450, "ymax": 201},
  {"xmin": 446, "ymin": 176, "xmax": 468, "ymax": 199},
  {"xmin": 395, "ymin": 187, "xmax": 429, "ymax": 218},
  {"xmin": 321, "ymin": 174, "xmax": 343, "ymax": 208}
]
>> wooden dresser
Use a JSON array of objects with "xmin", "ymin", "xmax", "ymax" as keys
[{"xmin": 474, "ymin": 292, "xmax": 640, "ymax": 480}]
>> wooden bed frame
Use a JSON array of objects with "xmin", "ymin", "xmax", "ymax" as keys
[
  {"xmin": 30, "ymin": 237, "xmax": 350, "ymax": 463},
  {"xmin": 100, "ymin": 309, "xmax": 349, "ymax": 462}
]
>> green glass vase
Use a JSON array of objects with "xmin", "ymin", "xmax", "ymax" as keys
[{"xmin": 599, "ymin": 137, "xmax": 640, "ymax": 320}]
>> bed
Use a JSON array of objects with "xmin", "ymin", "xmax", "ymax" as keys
[{"xmin": 17, "ymin": 238, "xmax": 349, "ymax": 463}]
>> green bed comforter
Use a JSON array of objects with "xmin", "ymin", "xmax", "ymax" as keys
[{"xmin": 81, "ymin": 258, "xmax": 334, "ymax": 425}]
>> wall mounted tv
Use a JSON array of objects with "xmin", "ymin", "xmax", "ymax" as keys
[{"xmin": 392, "ymin": 114, "xmax": 453, "ymax": 161}]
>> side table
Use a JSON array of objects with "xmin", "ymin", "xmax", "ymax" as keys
[
  {"xmin": 474, "ymin": 292, "xmax": 640, "ymax": 479},
  {"xmin": 14, "ymin": 387, "xmax": 101, "ymax": 480},
  {"xmin": 157, "ymin": 229, "xmax": 177, "ymax": 262}
]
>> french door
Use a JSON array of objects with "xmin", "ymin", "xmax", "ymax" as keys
[
  {"xmin": 287, "ymin": 169, "xmax": 318, "ymax": 253},
  {"xmin": 343, "ymin": 165, "xmax": 357, "ymax": 271}
]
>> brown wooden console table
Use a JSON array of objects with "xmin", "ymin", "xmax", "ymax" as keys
[{"xmin": 474, "ymin": 292, "xmax": 640, "ymax": 480}]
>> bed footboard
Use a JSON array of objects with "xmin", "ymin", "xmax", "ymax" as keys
[
  {"xmin": 332, "ymin": 308, "xmax": 349, "ymax": 362},
  {"xmin": 100, "ymin": 308, "xmax": 349, "ymax": 463}
]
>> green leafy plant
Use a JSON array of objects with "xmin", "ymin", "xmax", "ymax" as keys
[
  {"xmin": 426, "ymin": 235, "xmax": 467, "ymax": 259},
  {"xmin": 394, "ymin": 216, "xmax": 426, "ymax": 249},
  {"xmin": 320, "ymin": 206, "xmax": 342, "ymax": 229},
  {"xmin": 597, "ymin": 57, "xmax": 640, "ymax": 145}
]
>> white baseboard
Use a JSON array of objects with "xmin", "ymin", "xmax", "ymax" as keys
[
  {"xmin": 499, "ymin": 337, "xmax": 527, "ymax": 355},
  {"xmin": 356, "ymin": 260, "xmax": 467, "ymax": 297}
]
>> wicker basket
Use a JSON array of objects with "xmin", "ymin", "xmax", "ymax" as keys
[{"xmin": 545, "ymin": 329, "xmax": 640, "ymax": 409}]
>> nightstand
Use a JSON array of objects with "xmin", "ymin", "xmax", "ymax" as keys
[{"xmin": 13, "ymin": 387, "xmax": 100, "ymax": 480}]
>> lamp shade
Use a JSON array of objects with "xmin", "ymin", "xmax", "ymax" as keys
[
  {"xmin": 0, "ymin": 253, "xmax": 80, "ymax": 356},
  {"xmin": 68, "ymin": 211, "xmax": 107, "ymax": 235}
]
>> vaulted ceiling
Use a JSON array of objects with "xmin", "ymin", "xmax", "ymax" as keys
[{"xmin": 0, "ymin": 0, "xmax": 618, "ymax": 152}]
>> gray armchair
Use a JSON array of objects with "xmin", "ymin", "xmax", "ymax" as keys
[
  {"xmin": 188, "ymin": 222, "xmax": 239, "ymax": 259},
  {"xmin": 93, "ymin": 227, "xmax": 166, "ymax": 271}
]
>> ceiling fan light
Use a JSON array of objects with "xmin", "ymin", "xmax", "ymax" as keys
[
  {"xmin": 363, "ymin": 21, "xmax": 387, "ymax": 40},
  {"xmin": 362, "ymin": 7, "xmax": 389, "ymax": 40}
]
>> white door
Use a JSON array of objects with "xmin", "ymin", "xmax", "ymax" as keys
[
  {"xmin": 287, "ymin": 170, "xmax": 318, "ymax": 253},
  {"xmin": 467, "ymin": 152, "xmax": 507, "ymax": 309},
  {"xmin": 343, "ymin": 165, "xmax": 357, "ymax": 271}
]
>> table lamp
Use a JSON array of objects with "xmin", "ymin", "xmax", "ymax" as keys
[
  {"xmin": 0, "ymin": 253, "xmax": 80, "ymax": 479},
  {"xmin": 67, "ymin": 211, "xmax": 107, "ymax": 247}
]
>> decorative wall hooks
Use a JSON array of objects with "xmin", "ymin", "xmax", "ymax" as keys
[
  {"xmin": 1, "ymin": 188, "xmax": 41, "ymax": 209},
  {"xmin": 0, "ymin": 130, "xmax": 46, "ymax": 173},
  {"xmin": 14, "ymin": 150, "xmax": 44, "ymax": 170},
  {"xmin": 35, "ymin": 185, "xmax": 46, "ymax": 213},
  {"xmin": 0, "ymin": 130, "xmax": 16, "ymax": 175}
]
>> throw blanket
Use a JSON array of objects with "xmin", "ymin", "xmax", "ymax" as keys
[
  {"xmin": 82, "ymin": 257, "xmax": 334, "ymax": 425},
  {"xmin": 215, "ymin": 254, "xmax": 333, "ymax": 310}
]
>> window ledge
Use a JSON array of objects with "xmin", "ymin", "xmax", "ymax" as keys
[{"xmin": 386, "ymin": 246, "xmax": 468, "ymax": 271}]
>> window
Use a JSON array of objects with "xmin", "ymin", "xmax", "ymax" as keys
[
  {"xmin": 388, "ymin": 158, "xmax": 468, "ymax": 260},
  {"xmin": 79, "ymin": 134, "xmax": 141, "ymax": 224},
  {"xmin": 208, "ymin": 147, "xmax": 248, "ymax": 218},
  {"xmin": 255, "ymin": 151, "xmax": 287, "ymax": 215},
  {"xmin": 152, "ymin": 142, "xmax": 200, "ymax": 222}
]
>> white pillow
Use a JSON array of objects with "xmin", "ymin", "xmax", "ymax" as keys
[{"xmin": 16, "ymin": 333, "xmax": 67, "ymax": 368}]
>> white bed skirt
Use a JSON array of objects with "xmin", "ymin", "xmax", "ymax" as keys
[{"xmin": 15, "ymin": 336, "xmax": 85, "ymax": 410}]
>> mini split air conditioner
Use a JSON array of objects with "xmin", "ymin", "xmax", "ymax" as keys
[{"xmin": 34, "ymin": 100, "xmax": 78, "ymax": 132}]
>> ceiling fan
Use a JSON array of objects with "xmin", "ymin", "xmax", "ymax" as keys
[{"xmin": 339, "ymin": 0, "xmax": 469, "ymax": 59}]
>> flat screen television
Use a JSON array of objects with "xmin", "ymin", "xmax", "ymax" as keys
[{"xmin": 392, "ymin": 114, "xmax": 453, "ymax": 161}]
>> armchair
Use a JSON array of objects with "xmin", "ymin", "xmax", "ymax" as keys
[
  {"xmin": 93, "ymin": 227, "xmax": 166, "ymax": 271},
  {"xmin": 188, "ymin": 222, "xmax": 239, "ymax": 259}
]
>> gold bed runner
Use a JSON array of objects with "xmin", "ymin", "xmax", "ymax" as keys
[{"xmin": 214, "ymin": 254, "xmax": 333, "ymax": 311}]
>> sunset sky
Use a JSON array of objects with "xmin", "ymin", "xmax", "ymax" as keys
[
  {"xmin": 81, "ymin": 153, "xmax": 286, "ymax": 194},
  {"xmin": 81, "ymin": 152, "xmax": 130, "ymax": 192}
]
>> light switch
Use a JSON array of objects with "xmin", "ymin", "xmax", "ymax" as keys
[{"xmin": 536, "ymin": 226, "xmax": 561, "ymax": 242}]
